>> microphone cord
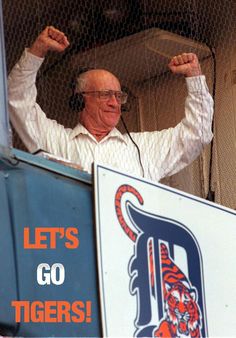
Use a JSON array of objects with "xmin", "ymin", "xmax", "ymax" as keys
[
  {"xmin": 120, "ymin": 115, "xmax": 145, "ymax": 178},
  {"xmin": 206, "ymin": 45, "xmax": 216, "ymax": 202}
]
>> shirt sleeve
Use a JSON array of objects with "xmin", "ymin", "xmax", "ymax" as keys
[
  {"xmin": 7, "ymin": 49, "xmax": 67, "ymax": 154},
  {"xmin": 131, "ymin": 76, "xmax": 214, "ymax": 181}
]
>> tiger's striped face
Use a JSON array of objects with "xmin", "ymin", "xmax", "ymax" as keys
[{"xmin": 164, "ymin": 282, "xmax": 200, "ymax": 336}]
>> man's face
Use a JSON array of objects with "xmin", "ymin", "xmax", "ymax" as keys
[{"xmin": 81, "ymin": 70, "xmax": 122, "ymax": 133}]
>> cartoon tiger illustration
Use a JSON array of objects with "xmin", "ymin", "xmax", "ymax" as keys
[
  {"xmin": 154, "ymin": 243, "xmax": 202, "ymax": 338},
  {"xmin": 115, "ymin": 185, "xmax": 203, "ymax": 338},
  {"xmin": 115, "ymin": 184, "xmax": 143, "ymax": 242}
]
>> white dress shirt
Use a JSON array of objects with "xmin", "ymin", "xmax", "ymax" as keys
[{"xmin": 8, "ymin": 50, "xmax": 214, "ymax": 182}]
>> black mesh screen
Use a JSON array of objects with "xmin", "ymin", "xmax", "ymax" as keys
[{"xmin": 3, "ymin": 0, "xmax": 236, "ymax": 208}]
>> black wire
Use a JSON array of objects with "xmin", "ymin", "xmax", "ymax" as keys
[
  {"xmin": 206, "ymin": 46, "xmax": 216, "ymax": 202},
  {"xmin": 4, "ymin": 176, "xmax": 21, "ymax": 336},
  {"xmin": 120, "ymin": 115, "xmax": 145, "ymax": 177}
]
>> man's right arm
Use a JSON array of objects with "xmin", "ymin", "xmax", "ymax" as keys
[
  {"xmin": 8, "ymin": 49, "xmax": 47, "ymax": 152},
  {"xmin": 8, "ymin": 27, "xmax": 70, "ymax": 152},
  {"xmin": 29, "ymin": 26, "xmax": 69, "ymax": 58}
]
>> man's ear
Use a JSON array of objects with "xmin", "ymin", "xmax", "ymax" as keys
[{"xmin": 69, "ymin": 66, "xmax": 95, "ymax": 112}]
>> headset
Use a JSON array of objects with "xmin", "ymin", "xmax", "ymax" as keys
[{"xmin": 69, "ymin": 66, "xmax": 95, "ymax": 112}]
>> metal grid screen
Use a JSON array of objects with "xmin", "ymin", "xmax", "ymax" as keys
[{"xmin": 3, "ymin": 0, "xmax": 236, "ymax": 208}]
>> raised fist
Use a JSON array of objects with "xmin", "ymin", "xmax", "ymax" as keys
[
  {"xmin": 168, "ymin": 53, "xmax": 202, "ymax": 77},
  {"xmin": 29, "ymin": 26, "xmax": 70, "ymax": 58}
]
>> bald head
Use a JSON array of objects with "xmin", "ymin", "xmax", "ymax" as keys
[{"xmin": 76, "ymin": 69, "xmax": 121, "ymax": 93}]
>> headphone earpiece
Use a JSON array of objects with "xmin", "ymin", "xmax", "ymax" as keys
[
  {"xmin": 69, "ymin": 92, "xmax": 85, "ymax": 112},
  {"xmin": 69, "ymin": 66, "xmax": 95, "ymax": 112}
]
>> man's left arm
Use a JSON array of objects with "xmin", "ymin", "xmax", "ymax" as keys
[
  {"xmin": 168, "ymin": 52, "xmax": 214, "ymax": 145},
  {"xmin": 168, "ymin": 52, "xmax": 202, "ymax": 77},
  {"xmin": 163, "ymin": 53, "xmax": 214, "ymax": 177},
  {"xmin": 132, "ymin": 53, "xmax": 214, "ymax": 181}
]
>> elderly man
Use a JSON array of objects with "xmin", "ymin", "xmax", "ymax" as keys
[{"xmin": 8, "ymin": 26, "xmax": 213, "ymax": 181}]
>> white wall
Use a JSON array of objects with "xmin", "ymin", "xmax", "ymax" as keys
[{"xmin": 212, "ymin": 22, "xmax": 236, "ymax": 209}]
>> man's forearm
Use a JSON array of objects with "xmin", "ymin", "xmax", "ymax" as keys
[{"xmin": 8, "ymin": 50, "xmax": 44, "ymax": 152}]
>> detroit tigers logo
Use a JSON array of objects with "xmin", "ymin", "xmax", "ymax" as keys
[
  {"xmin": 115, "ymin": 184, "xmax": 207, "ymax": 338},
  {"xmin": 153, "ymin": 243, "xmax": 202, "ymax": 337}
]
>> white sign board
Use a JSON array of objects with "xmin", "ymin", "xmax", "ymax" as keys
[{"xmin": 94, "ymin": 164, "xmax": 236, "ymax": 337}]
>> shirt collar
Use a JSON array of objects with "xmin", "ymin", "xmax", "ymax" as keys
[{"xmin": 69, "ymin": 123, "xmax": 127, "ymax": 144}]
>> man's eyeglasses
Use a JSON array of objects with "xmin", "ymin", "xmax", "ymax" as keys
[{"xmin": 81, "ymin": 90, "xmax": 128, "ymax": 104}]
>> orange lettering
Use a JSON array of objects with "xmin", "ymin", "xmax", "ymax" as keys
[
  {"xmin": 57, "ymin": 301, "xmax": 71, "ymax": 322},
  {"xmin": 23, "ymin": 227, "xmax": 79, "ymax": 249},
  {"xmin": 45, "ymin": 301, "xmax": 57, "ymax": 322},
  {"xmin": 23, "ymin": 228, "xmax": 35, "ymax": 249},
  {"xmin": 65, "ymin": 227, "xmax": 79, "ymax": 249},
  {"xmin": 31, "ymin": 301, "xmax": 44, "ymax": 322},
  {"xmin": 11, "ymin": 300, "xmax": 30, "ymax": 322},
  {"xmin": 35, "ymin": 228, "xmax": 48, "ymax": 248},
  {"xmin": 12, "ymin": 300, "xmax": 91, "ymax": 323},
  {"xmin": 71, "ymin": 301, "xmax": 85, "ymax": 323}
]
